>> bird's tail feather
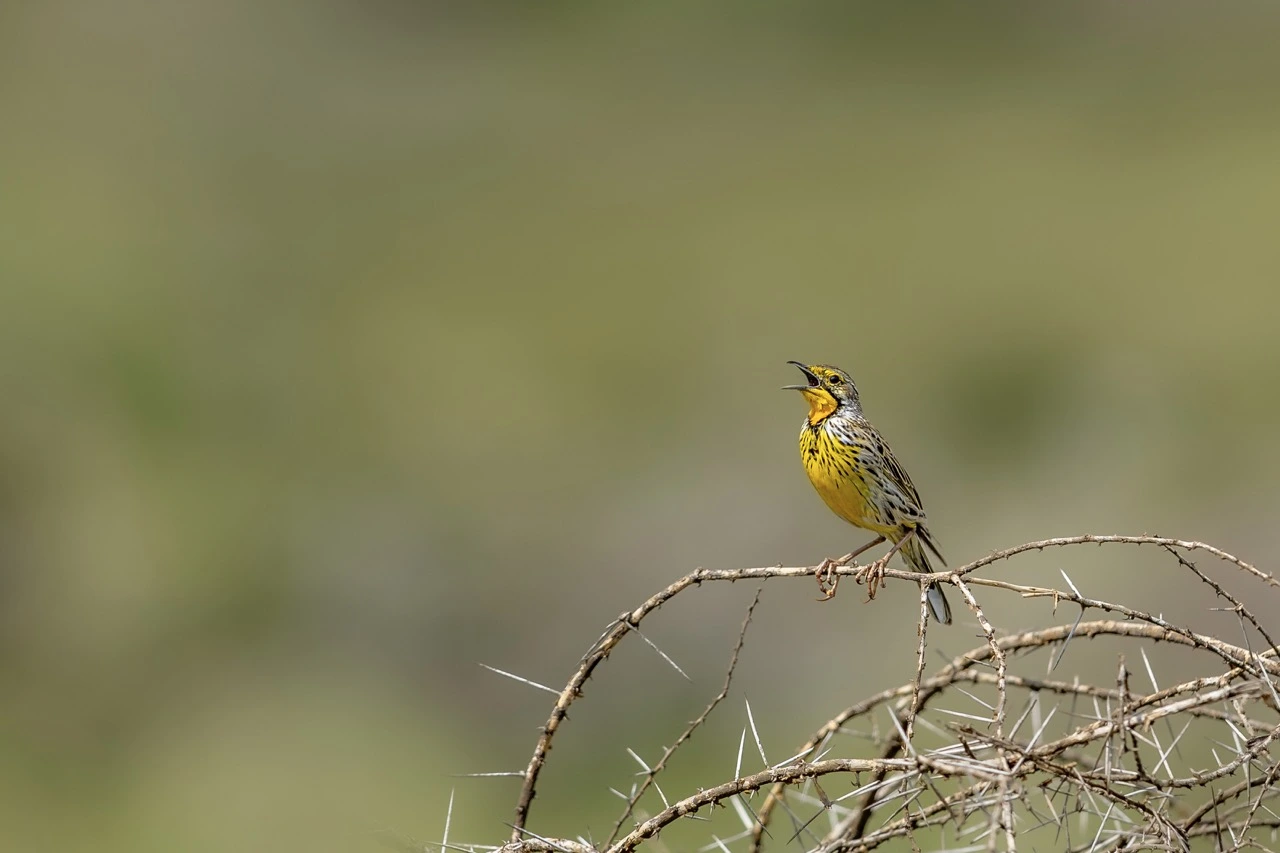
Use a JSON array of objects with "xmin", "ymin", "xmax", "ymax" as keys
[{"xmin": 901, "ymin": 533, "xmax": 952, "ymax": 625}]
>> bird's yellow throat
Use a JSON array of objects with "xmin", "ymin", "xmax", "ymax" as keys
[{"xmin": 799, "ymin": 387, "xmax": 839, "ymax": 426}]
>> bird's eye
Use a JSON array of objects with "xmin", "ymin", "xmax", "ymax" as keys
[{"xmin": 828, "ymin": 375, "xmax": 842, "ymax": 386}]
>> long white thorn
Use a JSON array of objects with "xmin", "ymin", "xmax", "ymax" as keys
[
  {"xmin": 735, "ymin": 728, "xmax": 746, "ymax": 780},
  {"xmin": 478, "ymin": 663, "xmax": 560, "ymax": 696},
  {"xmin": 634, "ymin": 628, "xmax": 692, "ymax": 681},
  {"xmin": 442, "ymin": 788, "xmax": 455, "ymax": 851},
  {"xmin": 745, "ymin": 698, "xmax": 768, "ymax": 766}
]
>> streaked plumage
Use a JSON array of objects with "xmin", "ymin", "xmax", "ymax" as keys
[{"xmin": 785, "ymin": 361, "xmax": 951, "ymax": 624}]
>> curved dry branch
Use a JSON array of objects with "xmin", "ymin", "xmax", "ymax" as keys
[
  {"xmin": 496, "ymin": 533, "xmax": 1277, "ymax": 853},
  {"xmin": 747, "ymin": 619, "xmax": 1272, "ymax": 849},
  {"xmin": 606, "ymin": 758, "xmax": 906, "ymax": 853}
]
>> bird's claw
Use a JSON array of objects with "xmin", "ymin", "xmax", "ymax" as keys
[
  {"xmin": 854, "ymin": 557, "xmax": 890, "ymax": 602},
  {"xmin": 815, "ymin": 557, "xmax": 845, "ymax": 601}
]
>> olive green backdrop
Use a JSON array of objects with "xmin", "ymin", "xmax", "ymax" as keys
[{"xmin": 3, "ymin": 2, "xmax": 1280, "ymax": 850}]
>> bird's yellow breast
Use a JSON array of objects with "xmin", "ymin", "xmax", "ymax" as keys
[{"xmin": 798, "ymin": 423, "xmax": 897, "ymax": 538}]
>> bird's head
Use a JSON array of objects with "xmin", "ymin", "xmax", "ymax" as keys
[{"xmin": 784, "ymin": 361, "xmax": 861, "ymax": 424}]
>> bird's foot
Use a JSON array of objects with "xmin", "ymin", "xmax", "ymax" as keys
[
  {"xmin": 854, "ymin": 556, "xmax": 891, "ymax": 602},
  {"xmin": 815, "ymin": 555, "xmax": 849, "ymax": 601}
]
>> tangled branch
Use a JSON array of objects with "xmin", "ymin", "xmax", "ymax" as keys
[{"xmin": 452, "ymin": 535, "xmax": 1279, "ymax": 853}]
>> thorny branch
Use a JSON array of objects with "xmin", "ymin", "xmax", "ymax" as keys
[
  {"xmin": 477, "ymin": 535, "xmax": 1280, "ymax": 853},
  {"xmin": 604, "ymin": 587, "xmax": 764, "ymax": 845}
]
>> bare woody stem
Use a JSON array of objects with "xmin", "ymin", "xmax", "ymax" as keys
[{"xmin": 509, "ymin": 534, "xmax": 1270, "ymax": 845}]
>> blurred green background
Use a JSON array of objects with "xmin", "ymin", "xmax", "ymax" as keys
[{"xmin": 4, "ymin": 1, "xmax": 1280, "ymax": 850}]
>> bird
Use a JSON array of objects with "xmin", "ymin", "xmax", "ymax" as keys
[{"xmin": 783, "ymin": 361, "xmax": 952, "ymax": 625}]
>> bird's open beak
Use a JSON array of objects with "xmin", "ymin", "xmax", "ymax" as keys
[{"xmin": 782, "ymin": 361, "xmax": 821, "ymax": 390}]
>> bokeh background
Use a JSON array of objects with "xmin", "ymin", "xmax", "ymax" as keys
[{"xmin": 4, "ymin": 1, "xmax": 1280, "ymax": 850}]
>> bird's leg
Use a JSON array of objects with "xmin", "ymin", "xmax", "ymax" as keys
[
  {"xmin": 855, "ymin": 529, "xmax": 916, "ymax": 601},
  {"xmin": 815, "ymin": 536, "xmax": 886, "ymax": 601}
]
